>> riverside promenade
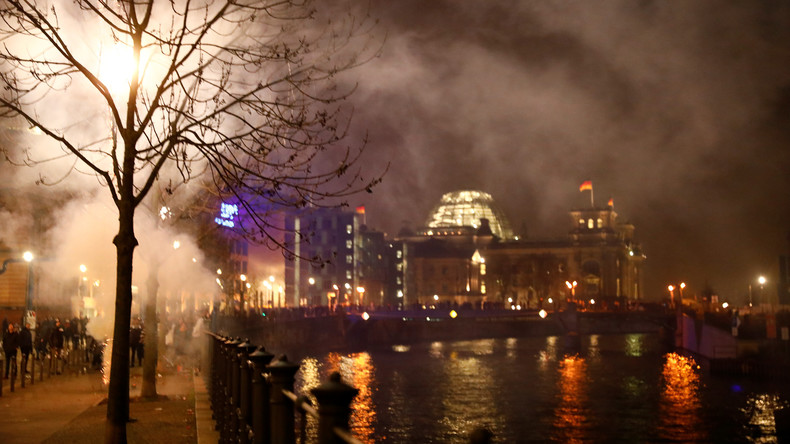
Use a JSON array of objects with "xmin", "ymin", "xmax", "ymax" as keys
[{"xmin": 0, "ymin": 361, "xmax": 217, "ymax": 443}]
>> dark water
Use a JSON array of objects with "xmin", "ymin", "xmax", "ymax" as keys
[{"xmin": 294, "ymin": 334, "xmax": 790, "ymax": 443}]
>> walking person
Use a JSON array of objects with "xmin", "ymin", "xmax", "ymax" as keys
[
  {"xmin": 2, "ymin": 323, "xmax": 19, "ymax": 379},
  {"xmin": 19, "ymin": 322, "xmax": 32, "ymax": 374},
  {"xmin": 129, "ymin": 318, "xmax": 143, "ymax": 367},
  {"xmin": 49, "ymin": 319, "xmax": 64, "ymax": 374}
]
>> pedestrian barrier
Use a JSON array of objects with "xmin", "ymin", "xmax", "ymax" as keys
[
  {"xmin": 0, "ymin": 338, "xmax": 99, "ymax": 397},
  {"xmin": 206, "ymin": 332, "xmax": 363, "ymax": 444}
]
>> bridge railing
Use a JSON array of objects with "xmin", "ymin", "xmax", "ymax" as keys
[{"xmin": 205, "ymin": 332, "xmax": 362, "ymax": 444}]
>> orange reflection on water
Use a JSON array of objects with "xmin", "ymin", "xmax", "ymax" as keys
[
  {"xmin": 554, "ymin": 354, "xmax": 589, "ymax": 443},
  {"xmin": 321, "ymin": 352, "xmax": 377, "ymax": 444},
  {"xmin": 659, "ymin": 352, "xmax": 704, "ymax": 441}
]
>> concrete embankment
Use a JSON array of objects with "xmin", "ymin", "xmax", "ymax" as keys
[{"xmin": 212, "ymin": 311, "xmax": 672, "ymax": 359}]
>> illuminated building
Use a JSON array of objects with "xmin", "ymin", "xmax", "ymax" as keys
[
  {"xmin": 284, "ymin": 206, "xmax": 398, "ymax": 308},
  {"xmin": 422, "ymin": 190, "xmax": 514, "ymax": 240},
  {"xmin": 399, "ymin": 191, "xmax": 645, "ymax": 309}
]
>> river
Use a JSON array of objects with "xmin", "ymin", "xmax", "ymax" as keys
[{"xmin": 294, "ymin": 333, "xmax": 790, "ymax": 443}]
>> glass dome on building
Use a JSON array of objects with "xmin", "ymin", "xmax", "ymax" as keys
[{"xmin": 425, "ymin": 190, "xmax": 514, "ymax": 240}]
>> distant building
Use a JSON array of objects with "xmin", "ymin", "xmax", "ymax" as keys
[
  {"xmin": 398, "ymin": 190, "xmax": 645, "ymax": 310},
  {"xmin": 281, "ymin": 189, "xmax": 645, "ymax": 311},
  {"xmin": 284, "ymin": 206, "xmax": 396, "ymax": 309}
]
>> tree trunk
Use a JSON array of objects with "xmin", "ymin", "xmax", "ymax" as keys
[
  {"xmin": 141, "ymin": 262, "xmax": 159, "ymax": 398},
  {"xmin": 105, "ymin": 200, "xmax": 138, "ymax": 444}
]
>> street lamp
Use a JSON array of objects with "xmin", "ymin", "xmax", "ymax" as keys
[
  {"xmin": 565, "ymin": 280, "xmax": 577, "ymax": 302},
  {"xmin": 668, "ymin": 285, "xmax": 675, "ymax": 308},
  {"xmin": 240, "ymin": 274, "xmax": 247, "ymax": 310},
  {"xmin": 308, "ymin": 277, "xmax": 316, "ymax": 306},
  {"xmin": 758, "ymin": 275, "xmax": 767, "ymax": 308}
]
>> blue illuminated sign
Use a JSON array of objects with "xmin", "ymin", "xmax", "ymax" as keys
[{"xmin": 215, "ymin": 202, "xmax": 238, "ymax": 228}]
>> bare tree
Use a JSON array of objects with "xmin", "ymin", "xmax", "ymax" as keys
[{"xmin": 0, "ymin": 1, "xmax": 381, "ymax": 442}]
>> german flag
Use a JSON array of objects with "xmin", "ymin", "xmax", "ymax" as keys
[{"xmin": 579, "ymin": 180, "xmax": 592, "ymax": 192}]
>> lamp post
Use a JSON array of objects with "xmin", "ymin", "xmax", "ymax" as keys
[
  {"xmin": 668, "ymin": 285, "xmax": 675, "ymax": 308},
  {"xmin": 308, "ymin": 277, "xmax": 315, "ymax": 307},
  {"xmin": 240, "ymin": 274, "xmax": 247, "ymax": 312},
  {"xmin": 758, "ymin": 275, "xmax": 767, "ymax": 310},
  {"xmin": 565, "ymin": 280, "xmax": 577, "ymax": 303}
]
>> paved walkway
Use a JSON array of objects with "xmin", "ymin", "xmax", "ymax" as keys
[{"xmin": 0, "ymin": 359, "xmax": 217, "ymax": 443}]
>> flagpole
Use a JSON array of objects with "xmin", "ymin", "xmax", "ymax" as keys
[{"xmin": 590, "ymin": 186, "xmax": 595, "ymax": 208}]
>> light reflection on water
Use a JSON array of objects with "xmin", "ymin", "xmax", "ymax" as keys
[
  {"xmin": 295, "ymin": 334, "xmax": 790, "ymax": 443},
  {"xmin": 659, "ymin": 352, "xmax": 704, "ymax": 441},
  {"xmin": 553, "ymin": 355, "xmax": 589, "ymax": 444}
]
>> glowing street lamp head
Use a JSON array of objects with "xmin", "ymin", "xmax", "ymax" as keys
[
  {"xmin": 80, "ymin": 264, "xmax": 87, "ymax": 273},
  {"xmin": 308, "ymin": 277, "xmax": 315, "ymax": 285},
  {"xmin": 680, "ymin": 282, "xmax": 686, "ymax": 289},
  {"xmin": 240, "ymin": 274, "xmax": 247, "ymax": 282},
  {"xmin": 758, "ymin": 276, "xmax": 767, "ymax": 285},
  {"xmin": 668, "ymin": 285, "xmax": 675, "ymax": 292},
  {"xmin": 98, "ymin": 43, "xmax": 139, "ymax": 96},
  {"xmin": 22, "ymin": 251, "xmax": 34, "ymax": 262}
]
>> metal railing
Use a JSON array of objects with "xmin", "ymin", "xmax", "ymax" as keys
[
  {"xmin": 206, "ymin": 332, "xmax": 363, "ymax": 444},
  {"xmin": 0, "ymin": 338, "xmax": 97, "ymax": 397}
]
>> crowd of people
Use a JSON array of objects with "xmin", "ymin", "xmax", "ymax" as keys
[
  {"xmin": 0, "ymin": 310, "xmax": 208, "ymax": 383},
  {"xmin": 0, "ymin": 315, "xmax": 99, "ymax": 379}
]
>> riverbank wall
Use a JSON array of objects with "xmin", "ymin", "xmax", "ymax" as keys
[{"xmin": 212, "ymin": 311, "xmax": 672, "ymax": 359}]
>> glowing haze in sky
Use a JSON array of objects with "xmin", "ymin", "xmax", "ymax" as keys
[{"xmin": 343, "ymin": 0, "xmax": 790, "ymax": 303}]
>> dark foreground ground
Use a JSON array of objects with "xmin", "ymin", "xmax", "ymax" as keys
[{"xmin": 0, "ymin": 355, "xmax": 216, "ymax": 444}]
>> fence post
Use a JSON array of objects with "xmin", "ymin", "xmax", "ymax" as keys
[
  {"xmin": 248, "ymin": 347, "xmax": 275, "ymax": 444},
  {"xmin": 221, "ymin": 337, "xmax": 241, "ymax": 442},
  {"xmin": 210, "ymin": 333, "xmax": 227, "ymax": 429},
  {"xmin": 209, "ymin": 334, "xmax": 225, "ymax": 423},
  {"xmin": 236, "ymin": 340, "xmax": 257, "ymax": 444},
  {"xmin": 268, "ymin": 356, "xmax": 300, "ymax": 444},
  {"xmin": 311, "ymin": 372, "xmax": 359, "ymax": 444}
]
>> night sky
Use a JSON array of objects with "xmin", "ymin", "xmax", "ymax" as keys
[{"xmin": 342, "ymin": 0, "xmax": 790, "ymax": 303}]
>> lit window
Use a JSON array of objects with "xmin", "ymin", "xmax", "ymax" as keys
[
  {"xmin": 396, "ymin": 277, "xmax": 402, "ymax": 285},
  {"xmin": 480, "ymin": 264, "xmax": 486, "ymax": 275},
  {"xmin": 346, "ymin": 270, "xmax": 352, "ymax": 279},
  {"xmin": 597, "ymin": 218, "xmax": 603, "ymax": 228},
  {"xmin": 588, "ymin": 219, "xmax": 594, "ymax": 229},
  {"xmin": 579, "ymin": 218, "xmax": 585, "ymax": 226},
  {"xmin": 346, "ymin": 224, "xmax": 353, "ymax": 234},
  {"xmin": 346, "ymin": 255, "xmax": 353, "ymax": 264},
  {"xmin": 396, "ymin": 263, "xmax": 403, "ymax": 272},
  {"xmin": 481, "ymin": 282, "xmax": 486, "ymax": 294},
  {"xmin": 346, "ymin": 240, "xmax": 352, "ymax": 249},
  {"xmin": 396, "ymin": 250, "xmax": 402, "ymax": 259}
]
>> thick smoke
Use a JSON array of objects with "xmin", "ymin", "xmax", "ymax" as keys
[{"xmin": 343, "ymin": 0, "xmax": 790, "ymax": 302}]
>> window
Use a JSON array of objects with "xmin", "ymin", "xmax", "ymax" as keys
[
  {"xmin": 396, "ymin": 250, "xmax": 402, "ymax": 259},
  {"xmin": 346, "ymin": 224, "xmax": 353, "ymax": 234},
  {"xmin": 396, "ymin": 277, "xmax": 402, "ymax": 285},
  {"xmin": 579, "ymin": 218, "xmax": 585, "ymax": 226},
  {"xmin": 597, "ymin": 218, "xmax": 603, "ymax": 228},
  {"xmin": 481, "ymin": 282, "xmax": 486, "ymax": 294},
  {"xmin": 346, "ymin": 270, "xmax": 352, "ymax": 279},
  {"xmin": 480, "ymin": 264, "xmax": 486, "ymax": 275},
  {"xmin": 346, "ymin": 240, "xmax": 353, "ymax": 249},
  {"xmin": 396, "ymin": 263, "xmax": 403, "ymax": 272},
  {"xmin": 346, "ymin": 255, "xmax": 353, "ymax": 264},
  {"xmin": 587, "ymin": 219, "xmax": 594, "ymax": 229}
]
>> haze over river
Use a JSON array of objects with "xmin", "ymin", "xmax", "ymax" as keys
[{"xmin": 294, "ymin": 333, "xmax": 789, "ymax": 443}]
